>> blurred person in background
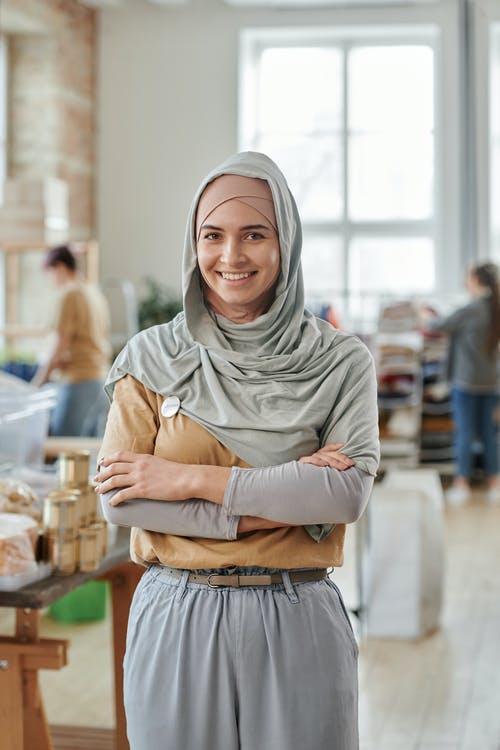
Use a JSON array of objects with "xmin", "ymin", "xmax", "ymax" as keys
[
  {"xmin": 421, "ymin": 262, "xmax": 500, "ymax": 504},
  {"xmin": 32, "ymin": 244, "xmax": 111, "ymax": 437}
]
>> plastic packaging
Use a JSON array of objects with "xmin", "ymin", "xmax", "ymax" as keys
[
  {"xmin": 0, "ymin": 512, "xmax": 39, "ymax": 575},
  {"xmin": 0, "ymin": 384, "xmax": 57, "ymax": 467},
  {"xmin": 0, "ymin": 561, "xmax": 52, "ymax": 591},
  {"xmin": 0, "ymin": 477, "xmax": 41, "ymax": 521}
]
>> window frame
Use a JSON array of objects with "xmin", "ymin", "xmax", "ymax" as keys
[{"xmin": 239, "ymin": 24, "xmax": 445, "ymax": 323}]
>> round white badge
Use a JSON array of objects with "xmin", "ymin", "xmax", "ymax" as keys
[{"xmin": 161, "ymin": 396, "xmax": 181, "ymax": 418}]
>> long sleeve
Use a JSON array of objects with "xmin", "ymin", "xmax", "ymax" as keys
[
  {"xmin": 99, "ymin": 374, "xmax": 238, "ymax": 540},
  {"xmin": 224, "ymin": 463, "xmax": 373, "ymax": 541},
  {"xmin": 425, "ymin": 305, "xmax": 468, "ymax": 335},
  {"xmin": 100, "ymin": 463, "xmax": 372, "ymax": 543},
  {"xmin": 100, "ymin": 491, "xmax": 239, "ymax": 540}
]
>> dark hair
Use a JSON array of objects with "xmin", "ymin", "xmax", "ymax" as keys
[
  {"xmin": 471, "ymin": 262, "xmax": 500, "ymax": 357},
  {"xmin": 43, "ymin": 244, "xmax": 77, "ymax": 272}
]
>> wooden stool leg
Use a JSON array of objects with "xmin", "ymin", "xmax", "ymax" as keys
[
  {"xmin": 23, "ymin": 670, "xmax": 53, "ymax": 750},
  {"xmin": 104, "ymin": 563, "xmax": 143, "ymax": 750},
  {"xmin": 16, "ymin": 609, "xmax": 52, "ymax": 750},
  {"xmin": 0, "ymin": 652, "xmax": 24, "ymax": 750}
]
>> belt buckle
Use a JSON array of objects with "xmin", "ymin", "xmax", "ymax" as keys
[{"xmin": 207, "ymin": 574, "xmax": 221, "ymax": 589}]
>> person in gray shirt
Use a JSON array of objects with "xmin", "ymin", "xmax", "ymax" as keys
[{"xmin": 423, "ymin": 262, "xmax": 500, "ymax": 504}]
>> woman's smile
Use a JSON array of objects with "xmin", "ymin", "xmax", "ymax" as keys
[{"xmin": 217, "ymin": 270, "xmax": 257, "ymax": 282}]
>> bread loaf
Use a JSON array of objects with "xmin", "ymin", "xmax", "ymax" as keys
[
  {"xmin": 0, "ymin": 513, "xmax": 38, "ymax": 575},
  {"xmin": 0, "ymin": 478, "xmax": 41, "ymax": 521}
]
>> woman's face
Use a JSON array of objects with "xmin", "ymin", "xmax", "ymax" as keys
[
  {"xmin": 466, "ymin": 269, "xmax": 482, "ymax": 296},
  {"xmin": 196, "ymin": 198, "xmax": 281, "ymax": 323}
]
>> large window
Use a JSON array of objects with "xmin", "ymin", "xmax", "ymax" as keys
[{"xmin": 240, "ymin": 29, "xmax": 438, "ymax": 326}]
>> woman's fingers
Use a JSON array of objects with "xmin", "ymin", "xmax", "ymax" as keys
[
  {"xmin": 317, "ymin": 451, "xmax": 354, "ymax": 469},
  {"xmin": 94, "ymin": 462, "xmax": 132, "ymax": 483},
  {"xmin": 107, "ymin": 487, "xmax": 137, "ymax": 506},
  {"xmin": 298, "ymin": 455, "xmax": 326, "ymax": 467},
  {"xmin": 95, "ymin": 473, "xmax": 133, "ymax": 494},
  {"xmin": 298, "ymin": 448, "xmax": 354, "ymax": 470},
  {"xmin": 98, "ymin": 451, "xmax": 139, "ymax": 468}
]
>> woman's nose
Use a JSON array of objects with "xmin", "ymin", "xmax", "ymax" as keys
[{"xmin": 221, "ymin": 237, "xmax": 243, "ymax": 265}]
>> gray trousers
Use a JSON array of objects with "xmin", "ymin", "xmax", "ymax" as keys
[{"xmin": 124, "ymin": 565, "xmax": 359, "ymax": 750}]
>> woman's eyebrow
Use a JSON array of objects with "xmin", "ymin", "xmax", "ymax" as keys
[
  {"xmin": 200, "ymin": 224, "xmax": 222, "ymax": 231},
  {"xmin": 240, "ymin": 224, "xmax": 271, "ymax": 231},
  {"xmin": 200, "ymin": 223, "xmax": 272, "ymax": 232}
]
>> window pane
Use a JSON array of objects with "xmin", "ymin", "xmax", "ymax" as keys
[
  {"xmin": 491, "ymin": 32, "xmax": 500, "ymax": 135},
  {"xmin": 349, "ymin": 46, "xmax": 434, "ymax": 132},
  {"xmin": 255, "ymin": 133, "xmax": 343, "ymax": 221},
  {"xmin": 349, "ymin": 237, "xmax": 434, "ymax": 293},
  {"xmin": 258, "ymin": 47, "xmax": 342, "ymax": 133},
  {"xmin": 349, "ymin": 133, "xmax": 434, "ymax": 220},
  {"xmin": 301, "ymin": 232, "xmax": 344, "ymax": 293},
  {"xmin": 253, "ymin": 46, "xmax": 343, "ymax": 222},
  {"xmin": 348, "ymin": 45, "xmax": 434, "ymax": 221}
]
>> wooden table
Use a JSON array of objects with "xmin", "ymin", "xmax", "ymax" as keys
[
  {"xmin": 44, "ymin": 436, "xmax": 103, "ymax": 461},
  {"xmin": 0, "ymin": 528, "xmax": 143, "ymax": 750}
]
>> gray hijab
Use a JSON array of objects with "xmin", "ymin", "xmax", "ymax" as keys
[{"xmin": 106, "ymin": 151, "xmax": 379, "ymax": 475}]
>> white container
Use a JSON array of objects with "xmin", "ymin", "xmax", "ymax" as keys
[
  {"xmin": 365, "ymin": 469, "xmax": 445, "ymax": 639},
  {"xmin": 0, "ymin": 386, "xmax": 57, "ymax": 468}
]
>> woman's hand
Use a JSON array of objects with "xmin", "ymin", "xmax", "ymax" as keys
[
  {"xmin": 94, "ymin": 451, "xmax": 193, "ymax": 506},
  {"xmin": 298, "ymin": 442, "xmax": 354, "ymax": 470}
]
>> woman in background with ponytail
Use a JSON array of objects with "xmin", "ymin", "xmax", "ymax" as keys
[{"xmin": 423, "ymin": 262, "xmax": 500, "ymax": 504}]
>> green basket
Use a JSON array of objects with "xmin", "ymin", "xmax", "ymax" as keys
[{"xmin": 48, "ymin": 580, "xmax": 108, "ymax": 623}]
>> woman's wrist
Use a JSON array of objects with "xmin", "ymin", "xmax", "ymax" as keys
[{"xmin": 187, "ymin": 464, "xmax": 232, "ymax": 505}]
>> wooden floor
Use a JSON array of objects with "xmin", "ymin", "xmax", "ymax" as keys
[
  {"xmin": 1, "ymin": 491, "xmax": 499, "ymax": 749},
  {"xmin": 51, "ymin": 725, "xmax": 114, "ymax": 750},
  {"xmin": 358, "ymin": 491, "xmax": 500, "ymax": 750}
]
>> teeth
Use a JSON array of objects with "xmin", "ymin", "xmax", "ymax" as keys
[{"xmin": 221, "ymin": 272, "xmax": 253, "ymax": 280}]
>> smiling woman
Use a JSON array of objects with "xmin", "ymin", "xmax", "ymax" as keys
[{"xmin": 96, "ymin": 151, "xmax": 379, "ymax": 750}]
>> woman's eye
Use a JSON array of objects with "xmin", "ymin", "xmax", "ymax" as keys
[
  {"xmin": 246, "ymin": 232, "xmax": 264, "ymax": 240},
  {"xmin": 203, "ymin": 232, "xmax": 219, "ymax": 240}
]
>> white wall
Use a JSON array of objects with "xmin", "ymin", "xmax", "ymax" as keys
[{"xmin": 97, "ymin": 0, "xmax": 462, "ymax": 299}]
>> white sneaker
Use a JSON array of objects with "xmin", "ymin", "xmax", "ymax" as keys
[
  {"xmin": 486, "ymin": 488, "xmax": 500, "ymax": 505},
  {"xmin": 445, "ymin": 486, "xmax": 470, "ymax": 506}
]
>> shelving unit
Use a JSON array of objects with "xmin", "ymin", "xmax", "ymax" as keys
[
  {"xmin": 420, "ymin": 332, "xmax": 454, "ymax": 468},
  {"xmin": 375, "ymin": 303, "xmax": 423, "ymax": 469},
  {"xmin": 374, "ymin": 301, "xmax": 457, "ymax": 474}
]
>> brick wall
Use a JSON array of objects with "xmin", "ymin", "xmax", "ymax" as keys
[{"xmin": 5, "ymin": 0, "xmax": 97, "ymax": 239}]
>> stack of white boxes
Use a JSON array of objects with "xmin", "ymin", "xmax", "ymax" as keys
[
  {"xmin": 0, "ymin": 177, "xmax": 68, "ymax": 243},
  {"xmin": 366, "ymin": 469, "xmax": 445, "ymax": 639}
]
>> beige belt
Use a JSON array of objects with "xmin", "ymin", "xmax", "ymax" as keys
[{"xmin": 160, "ymin": 567, "xmax": 328, "ymax": 589}]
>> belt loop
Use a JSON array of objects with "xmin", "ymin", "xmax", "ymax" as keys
[
  {"xmin": 175, "ymin": 569, "xmax": 190, "ymax": 601},
  {"xmin": 282, "ymin": 570, "xmax": 299, "ymax": 604}
]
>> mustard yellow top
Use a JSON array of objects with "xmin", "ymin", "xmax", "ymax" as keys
[
  {"xmin": 99, "ymin": 375, "xmax": 346, "ymax": 570},
  {"xmin": 54, "ymin": 282, "xmax": 111, "ymax": 383}
]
